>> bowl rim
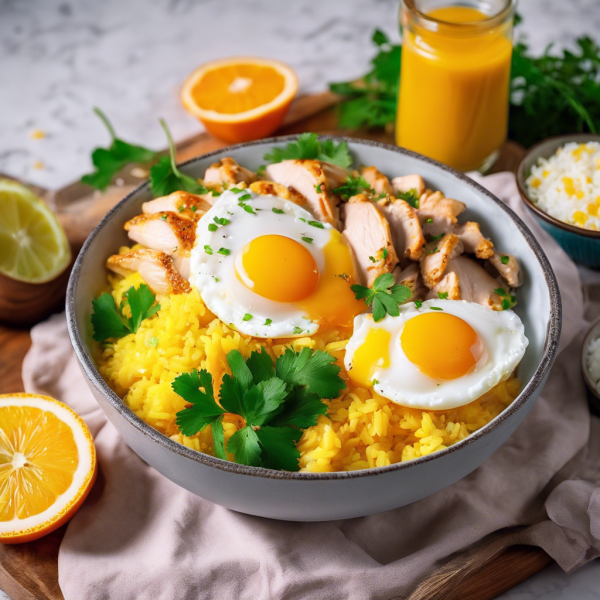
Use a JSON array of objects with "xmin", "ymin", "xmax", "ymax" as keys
[
  {"xmin": 581, "ymin": 316, "xmax": 600, "ymax": 402},
  {"xmin": 515, "ymin": 133, "xmax": 600, "ymax": 240},
  {"xmin": 66, "ymin": 134, "xmax": 562, "ymax": 481}
]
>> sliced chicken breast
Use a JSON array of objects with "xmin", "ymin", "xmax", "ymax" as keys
[
  {"xmin": 342, "ymin": 194, "xmax": 399, "ymax": 287},
  {"xmin": 425, "ymin": 271, "xmax": 461, "ymax": 301},
  {"xmin": 418, "ymin": 191, "xmax": 467, "ymax": 234},
  {"xmin": 445, "ymin": 256, "xmax": 506, "ymax": 310},
  {"xmin": 420, "ymin": 233, "xmax": 463, "ymax": 289},
  {"xmin": 360, "ymin": 166, "xmax": 393, "ymax": 196},
  {"xmin": 106, "ymin": 249, "xmax": 191, "ymax": 296},
  {"xmin": 249, "ymin": 181, "xmax": 307, "ymax": 206},
  {"xmin": 142, "ymin": 190, "xmax": 212, "ymax": 218},
  {"xmin": 204, "ymin": 157, "xmax": 256, "ymax": 186},
  {"xmin": 377, "ymin": 197, "xmax": 425, "ymax": 264},
  {"xmin": 455, "ymin": 221, "xmax": 494, "ymax": 259},
  {"xmin": 393, "ymin": 263, "xmax": 426, "ymax": 301},
  {"xmin": 265, "ymin": 159, "xmax": 344, "ymax": 227},
  {"xmin": 392, "ymin": 174, "xmax": 426, "ymax": 198},
  {"xmin": 487, "ymin": 252, "xmax": 523, "ymax": 287}
]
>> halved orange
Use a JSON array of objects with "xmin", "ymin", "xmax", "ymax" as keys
[
  {"xmin": 0, "ymin": 394, "xmax": 97, "ymax": 544},
  {"xmin": 181, "ymin": 57, "xmax": 298, "ymax": 143}
]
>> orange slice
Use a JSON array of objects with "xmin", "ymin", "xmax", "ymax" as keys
[
  {"xmin": 181, "ymin": 57, "xmax": 298, "ymax": 144},
  {"xmin": 0, "ymin": 394, "xmax": 97, "ymax": 544}
]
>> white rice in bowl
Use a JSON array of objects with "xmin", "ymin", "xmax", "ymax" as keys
[
  {"xmin": 526, "ymin": 142, "xmax": 600, "ymax": 231},
  {"xmin": 587, "ymin": 336, "xmax": 600, "ymax": 395}
]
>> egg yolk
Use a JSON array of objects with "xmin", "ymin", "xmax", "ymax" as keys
[
  {"xmin": 400, "ymin": 312, "xmax": 484, "ymax": 380},
  {"xmin": 236, "ymin": 234, "xmax": 319, "ymax": 302},
  {"xmin": 348, "ymin": 327, "xmax": 391, "ymax": 388}
]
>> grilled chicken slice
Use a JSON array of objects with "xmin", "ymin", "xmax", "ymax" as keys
[
  {"xmin": 455, "ymin": 221, "xmax": 494, "ymax": 259},
  {"xmin": 420, "ymin": 233, "xmax": 463, "ymax": 289},
  {"xmin": 445, "ymin": 256, "xmax": 506, "ymax": 310},
  {"xmin": 392, "ymin": 174, "xmax": 426, "ymax": 198},
  {"xmin": 106, "ymin": 249, "xmax": 191, "ymax": 296},
  {"xmin": 360, "ymin": 166, "xmax": 393, "ymax": 196},
  {"xmin": 124, "ymin": 212, "xmax": 196, "ymax": 278},
  {"xmin": 487, "ymin": 252, "xmax": 523, "ymax": 287},
  {"xmin": 394, "ymin": 263, "xmax": 427, "ymax": 301},
  {"xmin": 249, "ymin": 181, "xmax": 307, "ymax": 206},
  {"xmin": 377, "ymin": 196, "xmax": 425, "ymax": 265},
  {"xmin": 142, "ymin": 190, "xmax": 212, "ymax": 218},
  {"xmin": 425, "ymin": 271, "xmax": 461, "ymax": 301},
  {"xmin": 265, "ymin": 159, "xmax": 346, "ymax": 227},
  {"xmin": 342, "ymin": 194, "xmax": 399, "ymax": 287},
  {"xmin": 204, "ymin": 157, "xmax": 256, "ymax": 186},
  {"xmin": 418, "ymin": 191, "xmax": 467, "ymax": 234}
]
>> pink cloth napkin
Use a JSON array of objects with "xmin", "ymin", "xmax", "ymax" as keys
[{"xmin": 22, "ymin": 173, "xmax": 600, "ymax": 600}]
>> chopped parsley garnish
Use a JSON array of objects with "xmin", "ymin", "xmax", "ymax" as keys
[
  {"xmin": 217, "ymin": 247, "xmax": 231, "ymax": 256},
  {"xmin": 415, "ymin": 300, "xmax": 423, "ymax": 309},
  {"xmin": 191, "ymin": 205, "xmax": 198, "ymax": 212},
  {"xmin": 178, "ymin": 205, "xmax": 186, "ymax": 212},
  {"xmin": 214, "ymin": 217, "xmax": 230, "ymax": 226},
  {"xmin": 500, "ymin": 255, "xmax": 510, "ymax": 265},
  {"xmin": 243, "ymin": 313, "xmax": 253, "ymax": 321},
  {"xmin": 425, "ymin": 218, "xmax": 433, "ymax": 224},
  {"xmin": 204, "ymin": 245, "xmax": 213, "ymax": 255},
  {"xmin": 382, "ymin": 248, "xmax": 389, "ymax": 259},
  {"xmin": 230, "ymin": 187, "xmax": 242, "ymax": 194},
  {"xmin": 315, "ymin": 183, "xmax": 323, "ymax": 193},
  {"xmin": 147, "ymin": 336, "xmax": 159, "ymax": 347},
  {"xmin": 264, "ymin": 319, "xmax": 272, "ymax": 326},
  {"xmin": 81, "ymin": 108, "xmax": 159, "ymax": 191},
  {"xmin": 302, "ymin": 237, "xmax": 313, "ymax": 244},
  {"xmin": 430, "ymin": 306, "xmax": 443, "ymax": 311},
  {"xmin": 238, "ymin": 193, "xmax": 252, "ymax": 201},
  {"xmin": 211, "ymin": 189, "xmax": 222, "ymax": 197},
  {"xmin": 371, "ymin": 379, "xmax": 379, "ymax": 386},
  {"xmin": 263, "ymin": 133, "xmax": 352, "ymax": 169},
  {"xmin": 427, "ymin": 247, "xmax": 440, "ymax": 255},
  {"xmin": 299, "ymin": 218, "xmax": 307, "ymax": 222},
  {"xmin": 173, "ymin": 348, "xmax": 345, "ymax": 470},
  {"xmin": 208, "ymin": 223, "xmax": 218, "ymax": 232},
  {"xmin": 160, "ymin": 214, "xmax": 167, "ymax": 221},
  {"xmin": 430, "ymin": 233, "xmax": 444, "ymax": 241},
  {"xmin": 397, "ymin": 188, "xmax": 420, "ymax": 209},
  {"xmin": 292, "ymin": 327, "xmax": 305, "ymax": 335},
  {"xmin": 438, "ymin": 292, "xmax": 449, "ymax": 299},
  {"xmin": 308, "ymin": 220, "xmax": 324, "ymax": 229},
  {"xmin": 150, "ymin": 119, "xmax": 209, "ymax": 197},
  {"xmin": 91, "ymin": 284, "xmax": 160, "ymax": 342},
  {"xmin": 494, "ymin": 288, "xmax": 517, "ymax": 310},
  {"xmin": 272, "ymin": 208, "xmax": 284, "ymax": 214},
  {"xmin": 241, "ymin": 204, "xmax": 256, "ymax": 214},
  {"xmin": 332, "ymin": 176, "xmax": 373, "ymax": 201},
  {"xmin": 256, "ymin": 165, "xmax": 266, "ymax": 176},
  {"xmin": 369, "ymin": 256, "xmax": 376, "ymax": 263},
  {"xmin": 351, "ymin": 272, "xmax": 411, "ymax": 322}
]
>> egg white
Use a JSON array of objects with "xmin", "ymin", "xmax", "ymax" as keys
[
  {"xmin": 189, "ymin": 189, "xmax": 334, "ymax": 338},
  {"xmin": 344, "ymin": 299, "xmax": 528, "ymax": 410}
]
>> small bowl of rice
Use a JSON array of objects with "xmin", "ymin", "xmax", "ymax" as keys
[
  {"xmin": 582, "ymin": 318, "xmax": 600, "ymax": 413},
  {"xmin": 516, "ymin": 134, "xmax": 600, "ymax": 269}
]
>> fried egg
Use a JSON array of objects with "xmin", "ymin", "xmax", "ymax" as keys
[
  {"xmin": 344, "ymin": 299, "xmax": 528, "ymax": 410},
  {"xmin": 189, "ymin": 189, "xmax": 364, "ymax": 338}
]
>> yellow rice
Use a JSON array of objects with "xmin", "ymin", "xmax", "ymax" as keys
[{"xmin": 96, "ymin": 274, "xmax": 520, "ymax": 473}]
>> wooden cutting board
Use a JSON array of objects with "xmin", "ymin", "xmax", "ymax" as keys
[{"xmin": 0, "ymin": 94, "xmax": 552, "ymax": 600}]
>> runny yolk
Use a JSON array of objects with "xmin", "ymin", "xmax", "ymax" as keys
[
  {"xmin": 400, "ymin": 312, "xmax": 484, "ymax": 380},
  {"xmin": 348, "ymin": 327, "xmax": 391, "ymax": 388},
  {"xmin": 236, "ymin": 234, "xmax": 319, "ymax": 302}
]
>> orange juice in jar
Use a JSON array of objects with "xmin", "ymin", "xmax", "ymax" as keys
[{"xmin": 396, "ymin": 0, "xmax": 515, "ymax": 172}]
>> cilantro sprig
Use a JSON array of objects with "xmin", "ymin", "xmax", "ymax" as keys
[
  {"xmin": 264, "ymin": 133, "xmax": 353, "ymax": 169},
  {"xmin": 81, "ymin": 108, "xmax": 159, "ymax": 191},
  {"xmin": 351, "ymin": 273, "xmax": 411, "ymax": 322},
  {"xmin": 150, "ymin": 119, "xmax": 209, "ymax": 197},
  {"xmin": 332, "ymin": 176, "xmax": 373, "ymax": 201},
  {"xmin": 173, "ymin": 348, "xmax": 345, "ymax": 471},
  {"xmin": 91, "ymin": 284, "xmax": 160, "ymax": 342}
]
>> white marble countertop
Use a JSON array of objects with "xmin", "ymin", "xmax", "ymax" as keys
[{"xmin": 1, "ymin": 1, "xmax": 599, "ymax": 599}]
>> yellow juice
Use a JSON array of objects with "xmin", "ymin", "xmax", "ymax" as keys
[{"xmin": 396, "ymin": 5, "xmax": 513, "ymax": 172}]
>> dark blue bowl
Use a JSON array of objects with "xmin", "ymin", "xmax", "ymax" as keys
[{"xmin": 516, "ymin": 134, "xmax": 600, "ymax": 269}]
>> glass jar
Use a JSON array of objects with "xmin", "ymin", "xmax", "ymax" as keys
[{"xmin": 396, "ymin": 0, "xmax": 515, "ymax": 172}]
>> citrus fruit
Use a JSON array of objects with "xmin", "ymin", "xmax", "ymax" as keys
[
  {"xmin": 0, "ymin": 394, "xmax": 97, "ymax": 544},
  {"xmin": 0, "ymin": 179, "xmax": 71, "ymax": 283},
  {"xmin": 181, "ymin": 57, "xmax": 298, "ymax": 143}
]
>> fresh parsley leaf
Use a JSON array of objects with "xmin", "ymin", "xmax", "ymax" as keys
[
  {"xmin": 91, "ymin": 284, "xmax": 160, "ymax": 342},
  {"xmin": 245, "ymin": 349, "xmax": 275, "ymax": 383},
  {"xmin": 81, "ymin": 108, "xmax": 159, "ymax": 191},
  {"xmin": 208, "ymin": 223, "xmax": 218, "ymax": 232},
  {"xmin": 308, "ymin": 220, "xmax": 324, "ymax": 229},
  {"xmin": 227, "ymin": 425, "xmax": 262, "ymax": 467},
  {"xmin": 382, "ymin": 248, "xmax": 389, "ymax": 259},
  {"xmin": 255, "ymin": 426, "xmax": 302, "ymax": 471},
  {"xmin": 438, "ymin": 291, "xmax": 449, "ymax": 299},
  {"xmin": 494, "ymin": 288, "xmax": 507, "ymax": 297},
  {"xmin": 351, "ymin": 272, "xmax": 411, "ymax": 322},
  {"xmin": 292, "ymin": 326, "xmax": 305, "ymax": 335},
  {"xmin": 263, "ymin": 133, "xmax": 352, "ymax": 168},
  {"xmin": 302, "ymin": 237, "xmax": 313, "ymax": 244},
  {"xmin": 204, "ymin": 245, "xmax": 213, "ymax": 255},
  {"xmin": 150, "ymin": 119, "xmax": 208, "ymax": 197},
  {"xmin": 264, "ymin": 386, "xmax": 327, "ymax": 429},
  {"xmin": 332, "ymin": 176, "xmax": 373, "ymax": 201},
  {"xmin": 315, "ymin": 183, "xmax": 323, "ymax": 193},
  {"xmin": 430, "ymin": 307, "xmax": 443, "ymax": 311},
  {"xmin": 217, "ymin": 248, "xmax": 231, "ymax": 255},
  {"xmin": 238, "ymin": 193, "xmax": 252, "ymax": 201},
  {"xmin": 242, "ymin": 204, "xmax": 256, "ymax": 214},
  {"xmin": 397, "ymin": 188, "xmax": 420, "ymax": 209},
  {"xmin": 500, "ymin": 255, "xmax": 510, "ymax": 265},
  {"xmin": 214, "ymin": 217, "xmax": 230, "ymax": 226},
  {"xmin": 264, "ymin": 318, "xmax": 273, "ymax": 325},
  {"xmin": 415, "ymin": 299, "xmax": 423, "ymax": 309},
  {"xmin": 243, "ymin": 313, "xmax": 253, "ymax": 321},
  {"xmin": 272, "ymin": 208, "xmax": 284, "ymax": 214}
]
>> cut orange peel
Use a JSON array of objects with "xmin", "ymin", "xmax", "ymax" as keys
[{"xmin": 0, "ymin": 394, "xmax": 97, "ymax": 544}]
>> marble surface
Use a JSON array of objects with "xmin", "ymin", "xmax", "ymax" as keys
[{"xmin": 1, "ymin": 0, "xmax": 599, "ymax": 599}]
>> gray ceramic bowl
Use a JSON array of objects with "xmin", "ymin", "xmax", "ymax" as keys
[
  {"xmin": 516, "ymin": 134, "xmax": 600, "ymax": 269},
  {"xmin": 582, "ymin": 317, "xmax": 600, "ymax": 413},
  {"xmin": 66, "ymin": 136, "xmax": 561, "ymax": 521}
]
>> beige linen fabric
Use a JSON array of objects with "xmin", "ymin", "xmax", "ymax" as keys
[{"xmin": 21, "ymin": 173, "xmax": 600, "ymax": 600}]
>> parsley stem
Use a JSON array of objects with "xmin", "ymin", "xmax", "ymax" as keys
[
  {"xmin": 159, "ymin": 118, "xmax": 185, "ymax": 180},
  {"xmin": 93, "ymin": 107, "xmax": 118, "ymax": 141}
]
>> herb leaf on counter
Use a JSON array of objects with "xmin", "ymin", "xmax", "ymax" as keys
[
  {"xmin": 351, "ymin": 272, "xmax": 411, "ymax": 322},
  {"xmin": 81, "ymin": 108, "xmax": 159, "ymax": 191},
  {"xmin": 173, "ymin": 347, "xmax": 343, "ymax": 471},
  {"xmin": 91, "ymin": 284, "xmax": 160, "ymax": 342},
  {"xmin": 150, "ymin": 119, "xmax": 209, "ymax": 197},
  {"xmin": 264, "ymin": 133, "xmax": 353, "ymax": 168}
]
